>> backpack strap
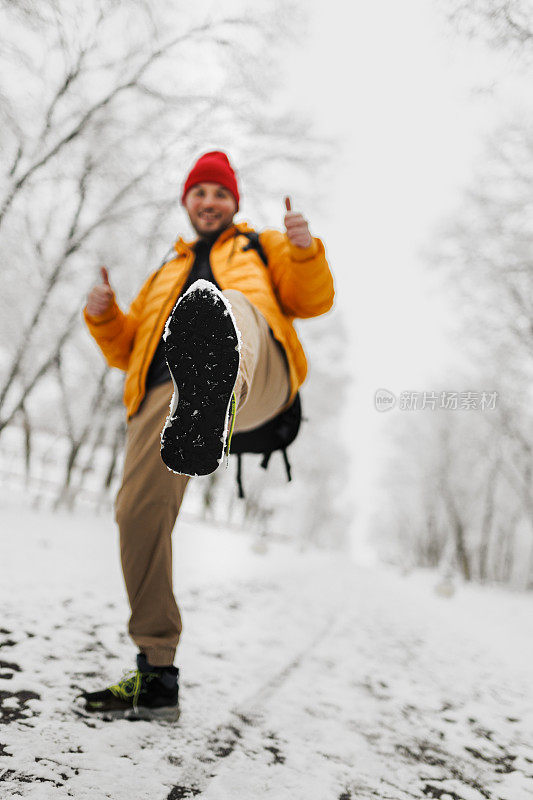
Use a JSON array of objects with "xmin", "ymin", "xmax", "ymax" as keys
[
  {"xmin": 234, "ymin": 448, "xmax": 292, "ymax": 498},
  {"xmin": 260, "ymin": 451, "xmax": 272, "ymax": 470},
  {"xmin": 281, "ymin": 448, "xmax": 292, "ymax": 482},
  {"xmin": 236, "ymin": 453, "xmax": 245, "ymax": 499},
  {"xmin": 241, "ymin": 231, "xmax": 268, "ymax": 267}
]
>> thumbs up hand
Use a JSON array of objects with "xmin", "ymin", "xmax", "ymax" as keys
[
  {"xmin": 86, "ymin": 266, "xmax": 115, "ymax": 316},
  {"xmin": 283, "ymin": 196, "xmax": 312, "ymax": 248}
]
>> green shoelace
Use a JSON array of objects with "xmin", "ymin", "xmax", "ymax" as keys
[
  {"xmin": 224, "ymin": 392, "xmax": 237, "ymax": 466},
  {"xmin": 109, "ymin": 670, "xmax": 156, "ymax": 708}
]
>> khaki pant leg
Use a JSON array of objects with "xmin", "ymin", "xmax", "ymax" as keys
[
  {"xmin": 114, "ymin": 381, "xmax": 190, "ymax": 667},
  {"xmin": 222, "ymin": 289, "xmax": 291, "ymax": 433}
]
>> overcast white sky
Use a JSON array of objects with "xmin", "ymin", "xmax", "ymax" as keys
[{"xmin": 283, "ymin": 0, "xmax": 510, "ymax": 553}]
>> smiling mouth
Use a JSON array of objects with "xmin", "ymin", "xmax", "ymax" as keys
[{"xmin": 199, "ymin": 212, "xmax": 221, "ymax": 224}]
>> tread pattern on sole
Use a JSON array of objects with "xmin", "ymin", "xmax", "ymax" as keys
[{"xmin": 160, "ymin": 280, "xmax": 241, "ymax": 477}]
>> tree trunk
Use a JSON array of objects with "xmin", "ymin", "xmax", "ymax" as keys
[
  {"xmin": 478, "ymin": 461, "xmax": 499, "ymax": 581},
  {"xmin": 103, "ymin": 420, "xmax": 126, "ymax": 492}
]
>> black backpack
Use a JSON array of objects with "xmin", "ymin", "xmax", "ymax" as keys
[
  {"xmin": 230, "ymin": 391, "xmax": 302, "ymax": 498},
  {"xmin": 229, "ymin": 231, "xmax": 303, "ymax": 498},
  {"xmin": 156, "ymin": 231, "xmax": 303, "ymax": 497}
]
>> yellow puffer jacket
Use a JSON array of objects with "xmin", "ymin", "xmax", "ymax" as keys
[{"xmin": 83, "ymin": 221, "xmax": 334, "ymax": 420}]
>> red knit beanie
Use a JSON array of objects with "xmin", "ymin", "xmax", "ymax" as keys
[{"xmin": 181, "ymin": 151, "xmax": 240, "ymax": 210}]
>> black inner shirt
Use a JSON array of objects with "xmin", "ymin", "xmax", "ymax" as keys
[{"xmin": 144, "ymin": 235, "xmax": 221, "ymax": 392}]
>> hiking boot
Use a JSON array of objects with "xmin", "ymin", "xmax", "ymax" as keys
[
  {"xmin": 160, "ymin": 279, "xmax": 241, "ymax": 476},
  {"xmin": 80, "ymin": 653, "xmax": 180, "ymax": 721}
]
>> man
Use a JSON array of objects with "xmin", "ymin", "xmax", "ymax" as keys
[{"xmin": 80, "ymin": 151, "xmax": 334, "ymax": 720}]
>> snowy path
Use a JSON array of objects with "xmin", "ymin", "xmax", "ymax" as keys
[{"xmin": 0, "ymin": 504, "xmax": 532, "ymax": 799}]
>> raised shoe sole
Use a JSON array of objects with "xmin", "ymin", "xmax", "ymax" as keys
[{"xmin": 160, "ymin": 279, "xmax": 241, "ymax": 477}]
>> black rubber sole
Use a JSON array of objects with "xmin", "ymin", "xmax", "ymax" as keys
[{"xmin": 160, "ymin": 280, "xmax": 241, "ymax": 476}]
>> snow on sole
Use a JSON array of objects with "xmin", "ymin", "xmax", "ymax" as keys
[{"xmin": 160, "ymin": 279, "xmax": 241, "ymax": 477}]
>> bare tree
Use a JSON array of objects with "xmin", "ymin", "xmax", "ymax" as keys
[
  {"xmin": 374, "ymin": 114, "xmax": 533, "ymax": 586},
  {"xmin": 1, "ymin": 0, "xmax": 343, "ymax": 542},
  {"xmin": 441, "ymin": 0, "xmax": 533, "ymax": 57}
]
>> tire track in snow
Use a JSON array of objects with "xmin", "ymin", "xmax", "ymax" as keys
[{"xmin": 163, "ymin": 609, "xmax": 342, "ymax": 798}]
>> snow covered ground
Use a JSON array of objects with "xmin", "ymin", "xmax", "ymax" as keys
[{"xmin": 0, "ymin": 500, "xmax": 532, "ymax": 800}]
